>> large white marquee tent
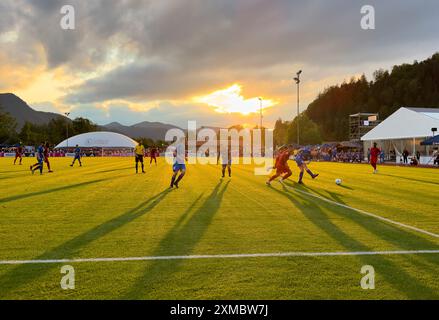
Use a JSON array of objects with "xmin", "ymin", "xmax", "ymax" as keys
[
  {"xmin": 55, "ymin": 131, "xmax": 137, "ymax": 149},
  {"xmin": 361, "ymin": 107, "xmax": 439, "ymax": 164}
]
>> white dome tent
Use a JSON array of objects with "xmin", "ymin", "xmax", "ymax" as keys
[
  {"xmin": 361, "ymin": 107, "xmax": 439, "ymax": 165},
  {"xmin": 55, "ymin": 131, "xmax": 138, "ymax": 157}
]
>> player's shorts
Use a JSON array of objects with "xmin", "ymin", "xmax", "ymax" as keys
[
  {"xmin": 173, "ymin": 163, "xmax": 186, "ymax": 172},
  {"xmin": 295, "ymin": 159, "xmax": 304, "ymax": 166},
  {"xmin": 74, "ymin": 155, "xmax": 81, "ymax": 160},
  {"xmin": 221, "ymin": 159, "xmax": 232, "ymax": 166},
  {"xmin": 276, "ymin": 166, "xmax": 291, "ymax": 175},
  {"xmin": 135, "ymin": 154, "xmax": 144, "ymax": 163}
]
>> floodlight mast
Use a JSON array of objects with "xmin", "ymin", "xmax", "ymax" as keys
[
  {"xmin": 65, "ymin": 112, "xmax": 71, "ymax": 148},
  {"xmin": 294, "ymin": 70, "xmax": 302, "ymax": 145}
]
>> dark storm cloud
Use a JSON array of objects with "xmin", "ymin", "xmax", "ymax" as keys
[
  {"xmin": 64, "ymin": 62, "xmax": 228, "ymax": 104},
  {"xmin": 3, "ymin": 0, "xmax": 439, "ymax": 106}
]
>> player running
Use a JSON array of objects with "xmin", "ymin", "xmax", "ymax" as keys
[
  {"xmin": 150, "ymin": 147, "xmax": 157, "ymax": 166},
  {"xmin": 14, "ymin": 144, "xmax": 23, "ymax": 165},
  {"xmin": 370, "ymin": 142, "xmax": 381, "ymax": 174},
  {"xmin": 134, "ymin": 142, "xmax": 145, "ymax": 174},
  {"xmin": 44, "ymin": 142, "xmax": 54, "ymax": 173},
  {"xmin": 295, "ymin": 149, "xmax": 319, "ymax": 184},
  {"xmin": 170, "ymin": 138, "xmax": 187, "ymax": 189},
  {"xmin": 30, "ymin": 142, "xmax": 45, "ymax": 175},
  {"xmin": 266, "ymin": 145, "xmax": 292, "ymax": 186},
  {"xmin": 70, "ymin": 145, "xmax": 82, "ymax": 167},
  {"xmin": 217, "ymin": 145, "xmax": 232, "ymax": 178}
]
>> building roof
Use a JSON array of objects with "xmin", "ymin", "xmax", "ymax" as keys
[
  {"xmin": 405, "ymin": 107, "xmax": 439, "ymax": 121},
  {"xmin": 55, "ymin": 131, "xmax": 138, "ymax": 148},
  {"xmin": 361, "ymin": 107, "xmax": 439, "ymax": 141}
]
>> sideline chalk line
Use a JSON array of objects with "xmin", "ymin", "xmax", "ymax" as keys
[
  {"xmin": 282, "ymin": 183, "xmax": 439, "ymax": 239},
  {"xmin": 1, "ymin": 250, "xmax": 439, "ymax": 265}
]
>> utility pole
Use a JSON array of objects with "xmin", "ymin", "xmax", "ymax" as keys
[
  {"xmin": 294, "ymin": 70, "xmax": 302, "ymax": 145},
  {"xmin": 65, "ymin": 112, "xmax": 71, "ymax": 148}
]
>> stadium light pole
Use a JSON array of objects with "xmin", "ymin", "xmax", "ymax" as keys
[
  {"xmin": 294, "ymin": 70, "xmax": 302, "ymax": 145},
  {"xmin": 258, "ymin": 97, "xmax": 263, "ymax": 129},
  {"xmin": 65, "ymin": 112, "xmax": 71, "ymax": 148}
]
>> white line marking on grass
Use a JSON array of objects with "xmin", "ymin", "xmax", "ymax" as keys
[
  {"xmin": 284, "ymin": 185, "xmax": 439, "ymax": 239},
  {"xmin": 1, "ymin": 250, "xmax": 438, "ymax": 265}
]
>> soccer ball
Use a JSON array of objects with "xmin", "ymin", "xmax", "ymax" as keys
[{"xmin": 335, "ymin": 178, "xmax": 342, "ymax": 185}]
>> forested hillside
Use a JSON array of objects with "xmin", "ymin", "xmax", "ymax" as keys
[{"xmin": 306, "ymin": 53, "xmax": 439, "ymax": 140}]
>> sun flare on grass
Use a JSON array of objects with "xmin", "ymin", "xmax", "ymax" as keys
[{"xmin": 194, "ymin": 84, "xmax": 276, "ymax": 115}]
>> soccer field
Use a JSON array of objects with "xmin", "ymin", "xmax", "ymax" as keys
[{"xmin": 0, "ymin": 157, "xmax": 438, "ymax": 300}]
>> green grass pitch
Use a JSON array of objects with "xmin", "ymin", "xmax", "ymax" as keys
[{"xmin": 0, "ymin": 157, "xmax": 438, "ymax": 299}]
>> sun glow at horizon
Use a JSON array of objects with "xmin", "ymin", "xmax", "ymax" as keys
[{"xmin": 194, "ymin": 84, "xmax": 277, "ymax": 115}]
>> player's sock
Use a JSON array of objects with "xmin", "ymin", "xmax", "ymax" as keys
[
  {"xmin": 141, "ymin": 164, "xmax": 145, "ymax": 173},
  {"xmin": 221, "ymin": 168, "xmax": 225, "ymax": 178},
  {"xmin": 298, "ymin": 171, "xmax": 304, "ymax": 183},
  {"xmin": 175, "ymin": 173, "xmax": 185, "ymax": 186},
  {"xmin": 306, "ymin": 169, "xmax": 314, "ymax": 177},
  {"xmin": 228, "ymin": 167, "xmax": 231, "ymax": 177},
  {"xmin": 170, "ymin": 175, "xmax": 176, "ymax": 187}
]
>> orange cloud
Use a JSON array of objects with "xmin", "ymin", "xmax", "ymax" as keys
[{"xmin": 193, "ymin": 84, "xmax": 277, "ymax": 115}]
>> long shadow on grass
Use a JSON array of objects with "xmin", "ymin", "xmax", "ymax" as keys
[
  {"xmin": 292, "ymin": 182, "xmax": 439, "ymax": 250},
  {"xmin": 380, "ymin": 173, "xmax": 439, "ymax": 186},
  {"xmin": 270, "ymin": 185, "xmax": 438, "ymax": 299},
  {"xmin": 124, "ymin": 180, "xmax": 229, "ymax": 299},
  {"xmin": 293, "ymin": 182, "xmax": 439, "ymax": 277},
  {"xmin": 0, "ymin": 178, "xmax": 114, "ymax": 203},
  {"xmin": 0, "ymin": 189, "xmax": 172, "ymax": 297},
  {"xmin": 0, "ymin": 169, "xmax": 29, "ymax": 174},
  {"xmin": 90, "ymin": 166, "xmax": 133, "ymax": 174}
]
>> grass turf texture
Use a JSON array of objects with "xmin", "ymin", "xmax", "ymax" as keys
[{"xmin": 0, "ymin": 157, "xmax": 438, "ymax": 299}]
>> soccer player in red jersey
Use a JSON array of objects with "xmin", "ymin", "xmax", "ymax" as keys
[
  {"xmin": 14, "ymin": 144, "xmax": 23, "ymax": 165},
  {"xmin": 266, "ymin": 145, "xmax": 292, "ymax": 186},
  {"xmin": 370, "ymin": 142, "xmax": 381, "ymax": 173},
  {"xmin": 150, "ymin": 147, "xmax": 157, "ymax": 166},
  {"xmin": 44, "ymin": 142, "xmax": 54, "ymax": 173}
]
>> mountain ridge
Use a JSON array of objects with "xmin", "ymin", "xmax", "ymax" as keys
[{"xmin": 0, "ymin": 93, "xmax": 181, "ymax": 141}]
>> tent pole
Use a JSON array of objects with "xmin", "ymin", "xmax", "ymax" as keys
[{"xmin": 413, "ymin": 138, "xmax": 416, "ymax": 156}]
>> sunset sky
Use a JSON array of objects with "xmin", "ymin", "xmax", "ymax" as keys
[{"xmin": 1, "ymin": 0, "xmax": 438, "ymax": 128}]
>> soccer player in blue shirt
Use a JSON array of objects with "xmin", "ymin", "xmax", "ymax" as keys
[
  {"xmin": 170, "ymin": 138, "xmax": 187, "ymax": 189},
  {"xmin": 217, "ymin": 145, "xmax": 232, "ymax": 178},
  {"xmin": 30, "ymin": 142, "xmax": 45, "ymax": 175},
  {"xmin": 70, "ymin": 144, "xmax": 82, "ymax": 167},
  {"xmin": 295, "ymin": 149, "xmax": 319, "ymax": 184}
]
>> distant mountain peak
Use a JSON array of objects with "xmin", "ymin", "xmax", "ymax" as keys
[
  {"xmin": 104, "ymin": 121, "xmax": 123, "ymax": 127},
  {"xmin": 0, "ymin": 93, "xmax": 69, "ymax": 129}
]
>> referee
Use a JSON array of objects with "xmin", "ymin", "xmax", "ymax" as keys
[{"xmin": 134, "ymin": 141, "xmax": 145, "ymax": 174}]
